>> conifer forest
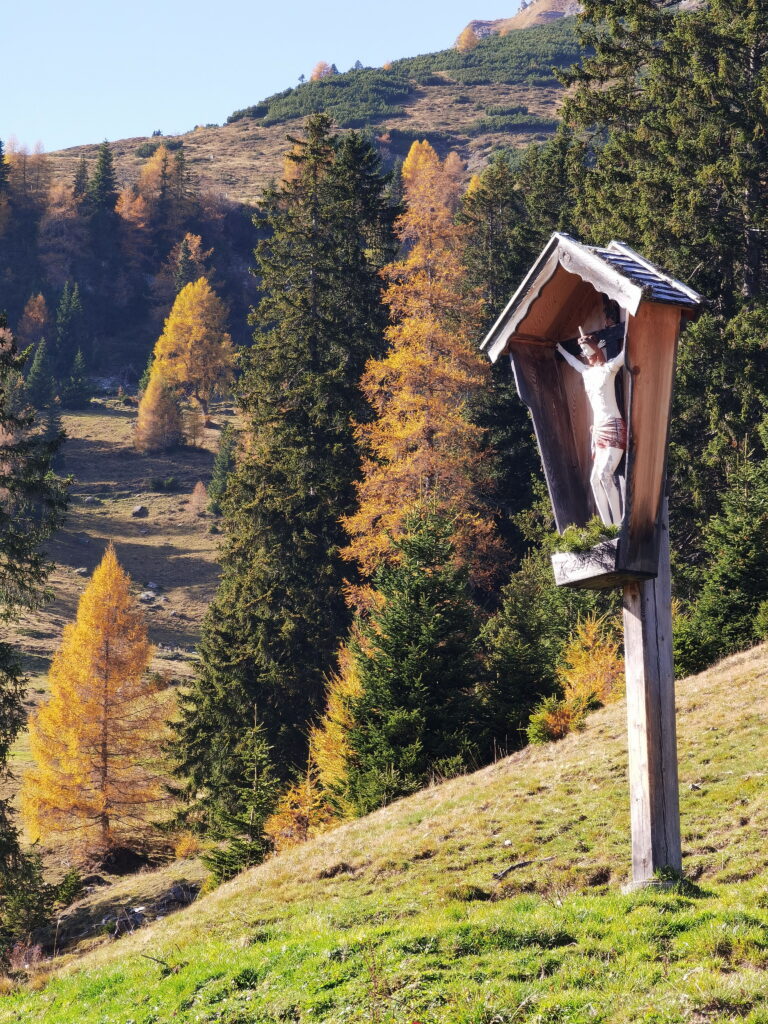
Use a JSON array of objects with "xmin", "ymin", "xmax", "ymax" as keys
[{"xmin": 2, "ymin": 3, "xmax": 768, "ymax": 1022}]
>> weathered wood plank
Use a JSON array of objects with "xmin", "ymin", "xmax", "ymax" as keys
[
  {"xmin": 622, "ymin": 501, "xmax": 681, "ymax": 884},
  {"xmin": 623, "ymin": 303, "xmax": 681, "ymax": 574}
]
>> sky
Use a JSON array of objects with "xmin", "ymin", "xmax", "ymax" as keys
[{"xmin": 3, "ymin": 0, "xmax": 521, "ymax": 153}]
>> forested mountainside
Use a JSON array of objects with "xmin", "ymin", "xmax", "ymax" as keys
[{"xmin": 46, "ymin": 19, "xmax": 578, "ymax": 205}]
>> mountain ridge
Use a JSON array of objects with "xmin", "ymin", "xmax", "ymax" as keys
[{"xmin": 46, "ymin": 19, "xmax": 579, "ymax": 205}]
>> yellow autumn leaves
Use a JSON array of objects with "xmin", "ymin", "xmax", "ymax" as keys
[
  {"xmin": 136, "ymin": 277, "xmax": 235, "ymax": 452},
  {"xmin": 21, "ymin": 545, "xmax": 167, "ymax": 853}
]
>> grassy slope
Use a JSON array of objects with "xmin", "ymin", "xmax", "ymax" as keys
[
  {"xmin": 44, "ymin": 22, "xmax": 574, "ymax": 205},
  {"xmin": 5, "ymin": 643, "xmax": 768, "ymax": 1023}
]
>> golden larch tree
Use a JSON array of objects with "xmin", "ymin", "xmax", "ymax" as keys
[
  {"xmin": 310, "ymin": 61, "xmax": 335, "ymax": 81},
  {"xmin": 134, "ymin": 368, "xmax": 184, "ymax": 453},
  {"xmin": 341, "ymin": 140, "xmax": 503, "ymax": 588},
  {"xmin": 456, "ymin": 25, "xmax": 480, "ymax": 52},
  {"xmin": 152, "ymin": 277, "xmax": 235, "ymax": 420},
  {"xmin": 308, "ymin": 639, "xmax": 363, "ymax": 817},
  {"xmin": 16, "ymin": 293, "xmax": 49, "ymax": 347},
  {"xmin": 21, "ymin": 544, "xmax": 166, "ymax": 852}
]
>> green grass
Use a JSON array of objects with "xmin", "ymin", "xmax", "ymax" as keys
[{"xmin": 4, "ymin": 643, "xmax": 768, "ymax": 1022}]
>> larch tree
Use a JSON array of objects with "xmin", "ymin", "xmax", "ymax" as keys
[
  {"xmin": 21, "ymin": 544, "xmax": 166, "ymax": 853},
  {"xmin": 16, "ymin": 293, "xmax": 49, "ymax": 348},
  {"xmin": 152, "ymin": 277, "xmax": 235, "ymax": 420},
  {"xmin": 310, "ymin": 61, "xmax": 336, "ymax": 80},
  {"xmin": 134, "ymin": 367, "xmax": 184, "ymax": 453},
  {"xmin": 456, "ymin": 25, "xmax": 480, "ymax": 51},
  {"xmin": 171, "ymin": 116, "xmax": 394, "ymax": 830},
  {"xmin": 342, "ymin": 139, "xmax": 503, "ymax": 591}
]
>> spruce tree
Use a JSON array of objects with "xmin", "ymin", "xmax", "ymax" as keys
[
  {"xmin": 345, "ymin": 508, "xmax": 482, "ymax": 815},
  {"xmin": 86, "ymin": 141, "xmax": 119, "ymax": 215},
  {"xmin": 0, "ymin": 139, "xmax": 8, "ymax": 194},
  {"xmin": 675, "ymin": 457, "xmax": 768, "ymax": 676},
  {"xmin": 207, "ymin": 422, "xmax": 237, "ymax": 515},
  {"xmin": 565, "ymin": 0, "xmax": 768, "ymax": 310},
  {"xmin": 201, "ymin": 719, "xmax": 278, "ymax": 884},
  {"xmin": 60, "ymin": 349, "xmax": 90, "ymax": 409},
  {"xmin": 54, "ymin": 282, "xmax": 85, "ymax": 376},
  {"xmin": 172, "ymin": 115, "xmax": 393, "ymax": 824},
  {"xmin": 72, "ymin": 155, "xmax": 89, "ymax": 202},
  {"xmin": 0, "ymin": 317, "xmax": 67, "ymax": 884},
  {"xmin": 25, "ymin": 339, "xmax": 53, "ymax": 408}
]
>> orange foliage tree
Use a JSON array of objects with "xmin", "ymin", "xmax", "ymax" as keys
[
  {"xmin": 16, "ymin": 293, "xmax": 49, "ymax": 347},
  {"xmin": 342, "ymin": 140, "xmax": 502, "ymax": 589},
  {"xmin": 456, "ymin": 25, "xmax": 480, "ymax": 52},
  {"xmin": 134, "ymin": 368, "xmax": 184, "ymax": 453},
  {"xmin": 310, "ymin": 61, "xmax": 336, "ymax": 81},
  {"xmin": 558, "ymin": 613, "xmax": 624, "ymax": 708},
  {"xmin": 152, "ymin": 277, "xmax": 235, "ymax": 419},
  {"xmin": 21, "ymin": 545, "xmax": 167, "ymax": 852}
]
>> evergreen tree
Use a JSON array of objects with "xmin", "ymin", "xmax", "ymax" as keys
[
  {"xmin": 345, "ymin": 508, "xmax": 482, "ymax": 815},
  {"xmin": 669, "ymin": 306, "xmax": 768, "ymax": 597},
  {"xmin": 25, "ymin": 338, "xmax": 53, "ymax": 408},
  {"xmin": 565, "ymin": 0, "xmax": 768, "ymax": 310},
  {"xmin": 72, "ymin": 155, "xmax": 89, "ymax": 202},
  {"xmin": 86, "ymin": 141, "xmax": 119, "ymax": 215},
  {"xmin": 0, "ymin": 139, "xmax": 8, "ymax": 194},
  {"xmin": 174, "ymin": 235, "xmax": 194, "ymax": 293},
  {"xmin": 0, "ymin": 317, "xmax": 66, "ymax": 892},
  {"xmin": 207, "ymin": 422, "xmax": 237, "ymax": 515},
  {"xmin": 172, "ymin": 115, "xmax": 393, "ymax": 825},
  {"xmin": 675, "ymin": 456, "xmax": 768, "ymax": 677},
  {"xmin": 59, "ymin": 349, "xmax": 90, "ymax": 409},
  {"xmin": 201, "ymin": 719, "xmax": 278, "ymax": 884},
  {"xmin": 44, "ymin": 400, "xmax": 65, "ymax": 470},
  {"xmin": 138, "ymin": 350, "xmax": 154, "ymax": 393},
  {"xmin": 479, "ymin": 549, "xmax": 596, "ymax": 755},
  {"xmin": 54, "ymin": 281, "xmax": 85, "ymax": 375}
]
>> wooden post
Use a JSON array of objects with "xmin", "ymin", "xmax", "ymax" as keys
[{"xmin": 621, "ymin": 500, "xmax": 682, "ymax": 887}]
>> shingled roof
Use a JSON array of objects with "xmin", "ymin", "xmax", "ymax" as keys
[
  {"xmin": 481, "ymin": 233, "xmax": 703, "ymax": 364},
  {"xmin": 591, "ymin": 242, "xmax": 702, "ymax": 308}
]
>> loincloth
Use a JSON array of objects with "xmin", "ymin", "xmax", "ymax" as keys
[{"xmin": 593, "ymin": 417, "xmax": 627, "ymax": 451}]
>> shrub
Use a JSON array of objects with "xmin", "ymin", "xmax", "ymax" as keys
[
  {"xmin": 190, "ymin": 480, "xmax": 208, "ymax": 515},
  {"xmin": 559, "ymin": 613, "xmax": 624, "ymax": 708},
  {"xmin": 174, "ymin": 832, "xmax": 202, "ymax": 859},
  {"xmin": 527, "ymin": 694, "xmax": 587, "ymax": 744}
]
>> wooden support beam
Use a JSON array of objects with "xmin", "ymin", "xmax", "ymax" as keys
[{"xmin": 621, "ymin": 500, "xmax": 682, "ymax": 887}]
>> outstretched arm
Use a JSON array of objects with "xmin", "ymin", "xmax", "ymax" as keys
[
  {"xmin": 607, "ymin": 347, "xmax": 625, "ymax": 373},
  {"xmin": 556, "ymin": 343, "xmax": 586, "ymax": 374}
]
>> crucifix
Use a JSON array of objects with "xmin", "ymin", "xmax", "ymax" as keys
[{"xmin": 481, "ymin": 233, "xmax": 703, "ymax": 888}]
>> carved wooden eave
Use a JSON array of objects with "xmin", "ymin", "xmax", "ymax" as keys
[
  {"xmin": 481, "ymin": 233, "xmax": 702, "ymax": 365},
  {"xmin": 481, "ymin": 233, "xmax": 703, "ymax": 589}
]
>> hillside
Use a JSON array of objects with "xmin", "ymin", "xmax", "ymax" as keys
[
  {"xmin": 8, "ymin": 396, "xmax": 227, "ymax": 845},
  {"xmin": 45, "ymin": 19, "xmax": 579, "ymax": 205},
  {"xmin": 5, "ymin": 642, "xmax": 768, "ymax": 1022}
]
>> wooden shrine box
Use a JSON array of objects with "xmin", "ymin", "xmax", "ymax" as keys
[{"xmin": 481, "ymin": 233, "xmax": 702, "ymax": 589}]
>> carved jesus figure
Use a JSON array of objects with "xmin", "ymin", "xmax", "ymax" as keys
[{"xmin": 557, "ymin": 329, "xmax": 626, "ymax": 527}]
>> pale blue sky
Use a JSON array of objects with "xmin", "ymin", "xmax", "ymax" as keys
[{"xmin": 3, "ymin": 1, "xmax": 521, "ymax": 152}]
